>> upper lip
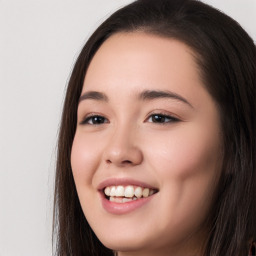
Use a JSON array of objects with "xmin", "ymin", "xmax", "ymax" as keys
[{"xmin": 97, "ymin": 177, "xmax": 159, "ymax": 191}]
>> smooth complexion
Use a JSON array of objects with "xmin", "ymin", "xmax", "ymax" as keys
[{"xmin": 71, "ymin": 33, "xmax": 223, "ymax": 256}]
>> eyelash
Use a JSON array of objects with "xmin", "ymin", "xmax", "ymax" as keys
[
  {"xmin": 80, "ymin": 113, "xmax": 180, "ymax": 125},
  {"xmin": 146, "ymin": 113, "xmax": 180, "ymax": 124},
  {"xmin": 80, "ymin": 114, "xmax": 109, "ymax": 125}
]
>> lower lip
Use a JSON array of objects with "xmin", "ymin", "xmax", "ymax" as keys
[{"xmin": 100, "ymin": 193, "xmax": 155, "ymax": 215}]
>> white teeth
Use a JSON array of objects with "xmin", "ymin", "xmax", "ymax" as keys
[
  {"xmin": 109, "ymin": 197, "xmax": 137, "ymax": 203},
  {"xmin": 123, "ymin": 198, "xmax": 133, "ymax": 203},
  {"xmin": 110, "ymin": 186, "xmax": 116, "ymax": 196},
  {"xmin": 115, "ymin": 197, "xmax": 123, "ymax": 203},
  {"xmin": 134, "ymin": 187, "xmax": 142, "ymax": 198},
  {"xmin": 124, "ymin": 186, "xmax": 134, "ymax": 198},
  {"xmin": 104, "ymin": 185, "xmax": 157, "ymax": 201},
  {"xmin": 104, "ymin": 187, "xmax": 111, "ymax": 196},
  {"xmin": 149, "ymin": 189, "xmax": 154, "ymax": 196},
  {"xmin": 142, "ymin": 188, "xmax": 149, "ymax": 198},
  {"xmin": 115, "ymin": 185, "xmax": 125, "ymax": 197}
]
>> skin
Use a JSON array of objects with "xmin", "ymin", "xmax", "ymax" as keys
[{"xmin": 71, "ymin": 32, "xmax": 223, "ymax": 256}]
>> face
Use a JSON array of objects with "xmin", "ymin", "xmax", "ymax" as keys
[{"xmin": 71, "ymin": 32, "xmax": 223, "ymax": 256}]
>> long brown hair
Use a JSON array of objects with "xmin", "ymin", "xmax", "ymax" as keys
[{"xmin": 53, "ymin": 0, "xmax": 256, "ymax": 255}]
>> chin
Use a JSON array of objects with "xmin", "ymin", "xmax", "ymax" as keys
[{"xmin": 97, "ymin": 230, "xmax": 155, "ymax": 252}]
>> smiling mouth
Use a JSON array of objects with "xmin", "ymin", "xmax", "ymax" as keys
[{"xmin": 103, "ymin": 185, "xmax": 158, "ymax": 203}]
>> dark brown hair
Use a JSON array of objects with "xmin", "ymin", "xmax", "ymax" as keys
[{"xmin": 53, "ymin": 0, "xmax": 256, "ymax": 255}]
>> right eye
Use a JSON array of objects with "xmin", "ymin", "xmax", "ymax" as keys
[{"xmin": 80, "ymin": 115, "xmax": 108, "ymax": 125}]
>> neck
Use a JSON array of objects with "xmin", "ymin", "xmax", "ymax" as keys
[
  {"xmin": 116, "ymin": 241, "xmax": 204, "ymax": 256},
  {"xmin": 115, "ymin": 227, "xmax": 207, "ymax": 256}
]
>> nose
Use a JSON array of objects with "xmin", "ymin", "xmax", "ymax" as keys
[{"xmin": 103, "ymin": 126, "xmax": 143, "ymax": 167}]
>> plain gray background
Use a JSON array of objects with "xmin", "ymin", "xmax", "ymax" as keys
[{"xmin": 0, "ymin": 1, "xmax": 255, "ymax": 255}]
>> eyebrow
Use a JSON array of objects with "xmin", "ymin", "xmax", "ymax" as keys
[
  {"xmin": 79, "ymin": 91, "xmax": 108, "ymax": 103},
  {"xmin": 139, "ymin": 90, "xmax": 193, "ymax": 108},
  {"xmin": 79, "ymin": 89, "xmax": 193, "ymax": 108}
]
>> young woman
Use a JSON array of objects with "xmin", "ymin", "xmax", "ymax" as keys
[{"xmin": 53, "ymin": 0, "xmax": 256, "ymax": 255}]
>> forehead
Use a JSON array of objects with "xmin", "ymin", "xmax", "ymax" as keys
[
  {"xmin": 85, "ymin": 32, "xmax": 198, "ymax": 84},
  {"xmin": 82, "ymin": 32, "xmax": 207, "ymax": 108}
]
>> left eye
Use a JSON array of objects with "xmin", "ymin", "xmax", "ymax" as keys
[
  {"xmin": 147, "ymin": 114, "xmax": 179, "ymax": 123},
  {"xmin": 80, "ymin": 115, "xmax": 108, "ymax": 125}
]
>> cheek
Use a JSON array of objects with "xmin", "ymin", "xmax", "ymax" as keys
[
  {"xmin": 144, "ymin": 123, "xmax": 222, "ymax": 233},
  {"xmin": 147, "ymin": 123, "xmax": 221, "ymax": 180},
  {"xmin": 71, "ymin": 132, "xmax": 101, "ymax": 186}
]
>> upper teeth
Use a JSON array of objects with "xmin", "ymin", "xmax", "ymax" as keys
[{"xmin": 104, "ymin": 185, "xmax": 155, "ymax": 198}]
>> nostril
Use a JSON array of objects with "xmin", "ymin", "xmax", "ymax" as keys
[
  {"xmin": 106, "ymin": 159, "xmax": 133, "ymax": 165},
  {"xmin": 122, "ymin": 160, "xmax": 133, "ymax": 164}
]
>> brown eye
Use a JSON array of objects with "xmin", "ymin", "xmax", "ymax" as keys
[
  {"xmin": 148, "ymin": 114, "xmax": 179, "ymax": 123},
  {"xmin": 81, "ymin": 115, "xmax": 108, "ymax": 125}
]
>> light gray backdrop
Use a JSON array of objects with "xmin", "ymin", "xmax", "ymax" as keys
[{"xmin": 0, "ymin": 0, "xmax": 255, "ymax": 255}]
